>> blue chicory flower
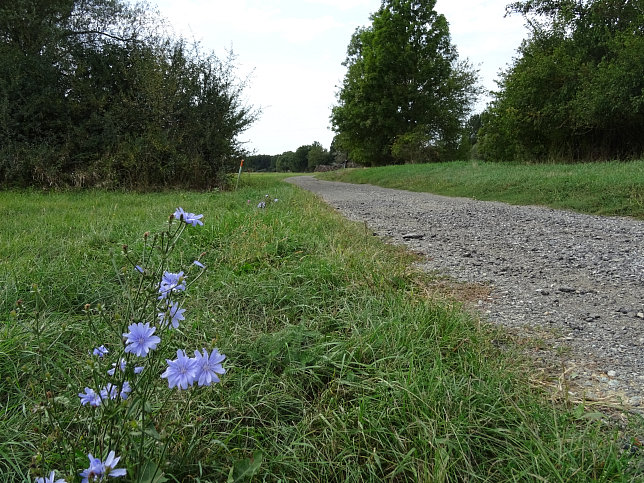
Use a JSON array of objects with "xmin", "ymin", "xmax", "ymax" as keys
[
  {"xmin": 191, "ymin": 348, "xmax": 226, "ymax": 386},
  {"xmin": 123, "ymin": 322, "xmax": 161, "ymax": 357},
  {"xmin": 100, "ymin": 384, "xmax": 118, "ymax": 401},
  {"xmin": 173, "ymin": 207, "xmax": 204, "ymax": 227},
  {"xmin": 120, "ymin": 381, "xmax": 132, "ymax": 400},
  {"xmin": 135, "ymin": 265, "xmax": 144, "ymax": 274},
  {"xmin": 79, "ymin": 450, "xmax": 126, "ymax": 482},
  {"xmin": 79, "ymin": 453, "xmax": 104, "ymax": 482},
  {"xmin": 93, "ymin": 345, "xmax": 108, "ymax": 358},
  {"xmin": 193, "ymin": 260, "xmax": 205, "ymax": 269},
  {"xmin": 107, "ymin": 359, "xmax": 143, "ymax": 376},
  {"xmin": 79, "ymin": 388, "xmax": 102, "ymax": 407},
  {"xmin": 98, "ymin": 382, "xmax": 131, "ymax": 402},
  {"xmin": 161, "ymin": 349, "xmax": 197, "ymax": 390},
  {"xmin": 257, "ymin": 201, "xmax": 266, "ymax": 209},
  {"xmin": 158, "ymin": 271, "xmax": 186, "ymax": 300},
  {"xmin": 35, "ymin": 470, "xmax": 67, "ymax": 483},
  {"xmin": 158, "ymin": 301, "xmax": 186, "ymax": 329},
  {"xmin": 107, "ymin": 359, "xmax": 126, "ymax": 376}
]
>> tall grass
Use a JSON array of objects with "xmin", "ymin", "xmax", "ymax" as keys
[
  {"xmin": 318, "ymin": 160, "xmax": 644, "ymax": 219},
  {"xmin": 1, "ymin": 176, "xmax": 641, "ymax": 481}
]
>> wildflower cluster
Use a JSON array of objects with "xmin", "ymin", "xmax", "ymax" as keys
[
  {"xmin": 251, "ymin": 194, "xmax": 279, "ymax": 209},
  {"xmin": 33, "ymin": 208, "xmax": 226, "ymax": 482},
  {"xmin": 162, "ymin": 348, "xmax": 226, "ymax": 389}
]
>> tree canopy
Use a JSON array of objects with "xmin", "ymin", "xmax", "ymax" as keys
[
  {"xmin": 478, "ymin": 0, "xmax": 644, "ymax": 161},
  {"xmin": 0, "ymin": 0, "xmax": 257, "ymax": 188},
  {"xmin": 330, "ymin": 0, "xmax": 479, "ymax": 166}
]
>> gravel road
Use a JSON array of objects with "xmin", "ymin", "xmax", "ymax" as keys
[{"xmin": 286, "ymin": 176, "xmax": 644, "ymax": 409}]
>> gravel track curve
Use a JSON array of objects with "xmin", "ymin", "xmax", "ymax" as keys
[{"xmin": 285, "ymin": 176, "xmax": 644, "ymax": 409}]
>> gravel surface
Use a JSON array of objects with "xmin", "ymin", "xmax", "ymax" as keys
[{"xmin": 286, "ymin": 176, "xmax": 644, "ymax": 410}]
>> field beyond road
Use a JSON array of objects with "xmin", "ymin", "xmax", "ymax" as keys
[
  {"xmin": 318, "ymin": 160, "xmax": 644, "ymax": 219},
  {"xmin": 1, "ymin": 174, "xmax": 643, "ymax": 481}
]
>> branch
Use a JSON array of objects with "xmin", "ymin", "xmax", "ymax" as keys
[{"xmin": 63, "ymin": 29, "xmax": 138, "ymax": 43}]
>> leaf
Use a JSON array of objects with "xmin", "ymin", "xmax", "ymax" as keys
[
  {"xmin": 144, "ymin": 424, "xmax": 162, "ymax": 441},
  {"xmin": 139, "ymin": 460, "xmax": 168, "ymax": 483},
  {"xmin": 581, "ymin": 412, "xmax": 605, "ymax": 421},
  {"xmin": 227, "ymin": 451, "xmax": 263, "ymax": 482},
  {"xmin": 572, "ymin": 403, "xmax": 585, "ymax": 419}
]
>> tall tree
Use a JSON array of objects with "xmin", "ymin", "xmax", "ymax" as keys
[{"xmin": 331, "ymin": 0, "xmax": 478, "ymax": 166}]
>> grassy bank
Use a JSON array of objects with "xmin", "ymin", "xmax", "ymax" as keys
[
  {"xmin": 1, "ymin": 176, "xmax": 641, "ymax": 481},
  {"xmin": 318, "ymin": 160, "xmax": 644, "ymax": 219}
]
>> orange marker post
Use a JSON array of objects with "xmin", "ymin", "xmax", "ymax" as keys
[{"xmin": 235, "ymin": 159, "xmax": 244, "ymax": 190}]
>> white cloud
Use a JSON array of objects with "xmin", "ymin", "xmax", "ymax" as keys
[
  {"xmin": 156, "ymin": 0, "xmax": 345, "ymax": 45},
  {"xmin": 276, "ymin": 15, "xmax": 344, "ymax": 43},
  {"xmin": 302, "ymin": 0, "xmax": 374, "ymax": 11}
]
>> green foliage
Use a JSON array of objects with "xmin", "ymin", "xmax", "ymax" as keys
[
  {"xmin": 292, "ymin": 145, "xmax": 312, "ymax": 172},
  {"xmin": 245, "ymin": 155, "xmax": 276, "ymax": 172},
  {"xmin": 275, "ymin": 150, "xmax": 297, "ymax": 172},
  {"xmin": 0, "ymin": 0, "xmax": 257, "ymax": 189},
  {"xmin": 306, "ymin": 141, "xmax": 333, "ymax": 170},
  {"xmin": 391, "ymin": 129, "xmax": 440, "ymax": 164},
  {"xmin": 479, "ymin": 0, "xmax": 644, "ymax": 161},
  {"xmin": 270, "ymin": 142, "xmax": 332, "ymax": 172},
  {"xmin": 331, "ymin": 0, "xmax": 479, "ymax": 166}
]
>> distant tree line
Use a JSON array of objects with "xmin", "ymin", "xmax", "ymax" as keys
[
  {"xmin": 245, "ymin": 141, "xmax": 341, "ymax": 172},
  {"xmin": 477, "ymin": 0, "xmax": 644, "ymax": 161},
  {"xmin": 0, "ymin": 0, "xmax": 257, "ymax": 189}
]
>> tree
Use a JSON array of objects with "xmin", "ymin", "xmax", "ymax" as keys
[
  {"xmin": 479, "ymin": 0, "xmax": 644, "ymax": 161},
  {"xmin": 245, "ymin": 154, "xmax": 276, "ymax": 171},
  {"xmin": 330, "ymin": 135, "xmax": 349, "ymax": 166},
  {"xmin": 275, "ymin": 151, "xmax": 297, "ymax": 172},
  {"xmin": 331, "ymin": 0, "xmax": 479, "ymax": 166},
  {"xmin": 0, "ymin": 0, "xmax": 257, "ymax": 188},
  {"xmin": 292, "ymin": 145, "xmax": 312, "ymax": 172},
  {"xmin": 307, "ymin": 141, "xmax": 333, "ymax": 170}
]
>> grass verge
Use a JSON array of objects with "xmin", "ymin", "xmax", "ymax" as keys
[
  {"xmin": 318, "ymin": 160, "xmax": 644, "ymax": 219},
  {"xmin": 1, "ymin": 175, "xmax": 642, "ymax": 481}
]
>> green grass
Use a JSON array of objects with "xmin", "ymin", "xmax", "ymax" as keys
[
  {"xmin": 318, "ymin": 160, "xmax": 644, "ymax": 219},
  {"xmin": 1, "ymin": 176, "xmax": 642, "ymax": 481}
]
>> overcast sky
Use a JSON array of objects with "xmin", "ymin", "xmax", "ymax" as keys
[{"xmin": 153, "ymin": 0, "xmax": 528, "ymax": 155}]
